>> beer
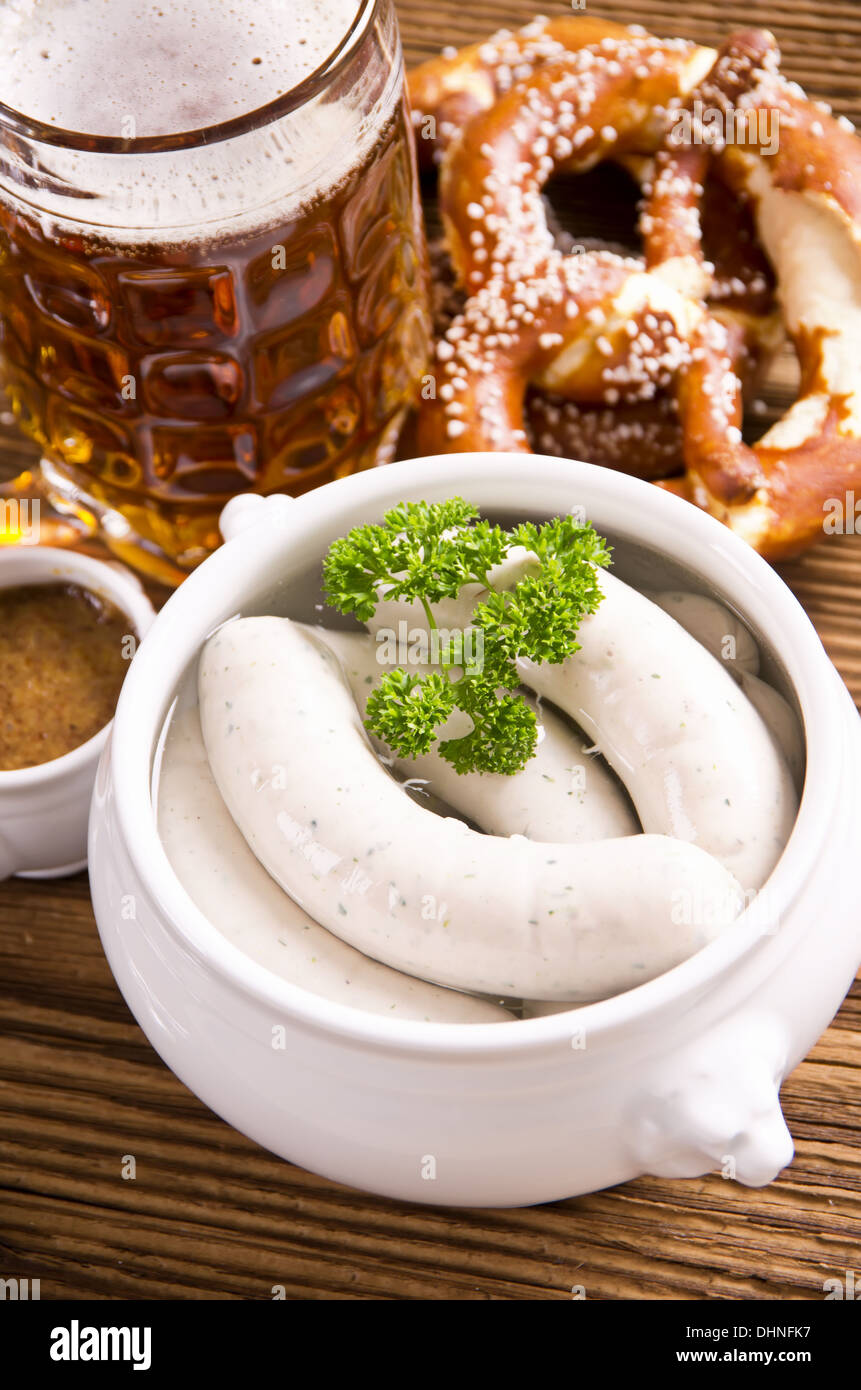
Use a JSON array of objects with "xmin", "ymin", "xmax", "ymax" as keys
[{"xmin": 0, "ymin": 0, "xmax": 430, "ymax": 581}]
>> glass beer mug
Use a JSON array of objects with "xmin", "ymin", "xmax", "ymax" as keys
[{"xmin": 0, "ymin": 0, "xmax": 430, "ymax": 582}]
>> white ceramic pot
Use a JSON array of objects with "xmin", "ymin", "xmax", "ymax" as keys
[
  {"xmin": 0, "ymin": 547, "xmax": 155, "ymax": 878},
  {"xmin": 88, "ymin": 456, "xmax": 861, "ymax": 1206}
]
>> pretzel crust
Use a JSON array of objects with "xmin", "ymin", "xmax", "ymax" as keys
[
  {"xmin": 415, "ymin": 22, "xmax": 754, "ymax": 470},
  {"xmin": 647, "ymin": 31, "xmax": 861, "ymax": 557},
  {"xmin": 408, "ymin": 14, "xmax": 715, "ymax": 169},
  {"xmin": 412, "ymin": 18, "xmax": 861, "ymax": 558}
]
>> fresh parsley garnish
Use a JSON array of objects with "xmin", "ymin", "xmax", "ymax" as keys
[{"xmin": 323, "ymin": 499, "xmax": 610, "ymax": 776}]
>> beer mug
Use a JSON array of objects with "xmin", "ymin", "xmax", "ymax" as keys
[{"xmin": 0, "ymin": 0, "xmax": 430, "ymax": 582}]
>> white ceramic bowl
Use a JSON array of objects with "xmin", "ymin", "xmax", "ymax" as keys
[
  {"xmin": 0, "ymin": 547, "xmax": 155, "ymax": 879},
  {"xmin": 88, "ymin": 456, "xmax": 861, "ymax": 1206}
]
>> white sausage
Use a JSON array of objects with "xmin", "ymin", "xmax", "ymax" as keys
[
  {"xmin": 518, "ymin": 571, "xmax": 797, "ymax": 889},
  {"xmin": 739, "ymin": 672, "xmax": 805, "ymax": 792},
  {"xmin": 198, "ymin": 617, "xmax": 744, "ymax": 1001},
  {"xmin": 648, "ymin": 590, "xmax": 804, "ymax": 790},
  {"xmin": 157, "ymin": 704, "xmax": 512, "ymax": 1023},
  {"xmin": 304, "ymin": 624, "xmax": 639, "ymax": 843},
  {"xmin": 369, "ymin": 570, "xmax": 797, "ymax": 889}
]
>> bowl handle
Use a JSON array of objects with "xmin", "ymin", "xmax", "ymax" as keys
[
  {"xmin": 218, "ymin": 492, "xmax": 295, "ymax": 543},
  {"xmin": 626, "ymin": 1014, "xmax": 794, "ymax": 1187}
]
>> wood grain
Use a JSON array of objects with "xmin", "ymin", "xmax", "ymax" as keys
[{"xmin": 1, "ymin": 0, "xmax": 860, "ymax": 1301}]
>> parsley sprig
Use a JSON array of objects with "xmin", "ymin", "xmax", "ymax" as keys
[{"xmin": 322, "ymin": 499, "xmax": 610, "ymax": 775}]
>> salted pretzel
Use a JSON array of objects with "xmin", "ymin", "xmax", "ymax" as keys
[
  {"xmin": 414, "ymin": 35, "xmax": 750, "ymax": 472},
  {"xmin": 642, "ymin": 30, "xmax": 861, "ymax": 558},
  {"xmin": 415, "ymin": 240, "xmax": 728, "ymax": 459},
  {"xmin": 411, "ymin": 14, "xmax": 774, "ymax": 330},
  {"xmin": 414, "ymin": 16, "xmax": 780, "ymax": 475},
  {"xmin": 408, "ymin": 14, "xmax": 715, "ymax": 170},
  {"xmin": 427, "ymin": 183, "xmax": 776, "ymax": 478},
  {"xmin": 416, "ymin": 21, "xmax": 861, "ymax": 557},
  {"xmin": 425, "ymin": 247, "xmax": 767, "ymax": 480},
  {"xmin": 438, "ymin": 37, "xmax": 713, "ymax": 297},
  {"xmin": 523, "ymin": 174, "xmax": 777, "ymax": 476}
]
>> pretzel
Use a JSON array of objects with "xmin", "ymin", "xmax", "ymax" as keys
[
  {"xmin": 427, "ymin": 183, "xmax": 776, "ymax": 476},
  {"xmin": 416, "ymin": 19, "xmax": 779, "ymax": 475},
  {"xmin": 523, "ymin": 171, "xmax": 778, "ymax": 474},
  {"xmin": 412, "ymin": 15, "xmax": 775, "ymax": 333},
  {"xmin": 415, "ymin": 243, "xmax": 717, "ymax": 456},
  {"xmin": 414, "ymin": 35, "xmax": 738, "ymax": 464},
  {"xmin": 439, "ymin": 40, "xmax": 714, "ymax": 301},
  {"xmin": 408, "ymin": 14, "xmax": 715, "ymax": 170},
  {"xmin": 645, "ymin": 30, "xmax": 861, "ymax": 557},
  {"xmin": 416, "ymin": 21, "xmax": 861, "ymax": 557}
]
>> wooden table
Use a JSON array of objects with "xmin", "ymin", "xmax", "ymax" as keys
[{"xmin": 2, "ymin": 0, "xmax": 860, "ymax": 1300}]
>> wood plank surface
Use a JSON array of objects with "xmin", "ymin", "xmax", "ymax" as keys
[{"xmin": 1, "ymin": 0, "xmax": 860, "ymax": 1300}]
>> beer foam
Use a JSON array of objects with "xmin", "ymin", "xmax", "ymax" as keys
[
  {"xmin": 0, "ymin": 0, "xmax": 401, "ymax": 244},
  {"xmin": 0, "ymin": 0, "xmax": 363, "ymax": 136}
]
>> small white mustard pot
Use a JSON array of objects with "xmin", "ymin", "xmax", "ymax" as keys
[{"xmin": 0, "ymin": 546, "xmax": 154, "ymax": 878}]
